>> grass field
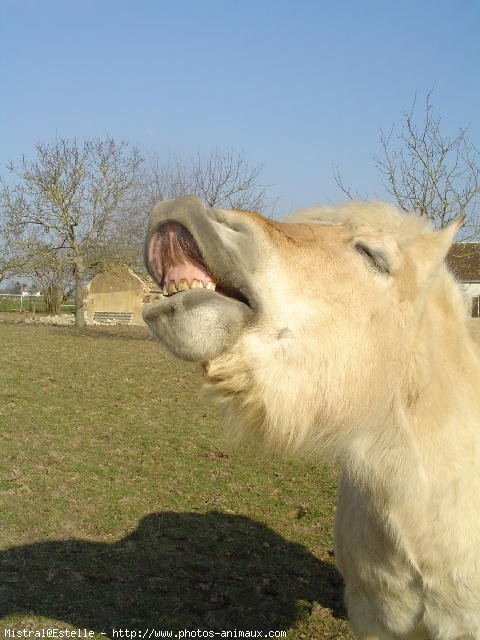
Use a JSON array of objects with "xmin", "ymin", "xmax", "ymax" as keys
[
  {"xmin": 0, "ymin": 318, "xmax": 353, "ymax": 639},
  {"xmin": 0, "ymin": 298, "xmax": 75, "ymax": 314}
]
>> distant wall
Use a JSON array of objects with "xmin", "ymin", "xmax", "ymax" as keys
[
  {"xmin": 462, "ymin": 282, "xmax": 480, "ymax": 298},
  {"xmin": 461, "ymin": 283, "xmax": 480, "ymax": 318},
  {"xmin": 84, "ymin": 269, "xmax": 146, "ymax": 325}
]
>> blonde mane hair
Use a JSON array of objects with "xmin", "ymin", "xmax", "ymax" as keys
[{"xmin": 287, "ymin": 200, "xmax": 432, "ymax": 238}]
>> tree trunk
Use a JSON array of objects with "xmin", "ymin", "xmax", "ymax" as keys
[
  {"xmin": 74, "ymin": 257, "xmax": 86, "ymax": 328},
  {"xmin": 43, "ymin": 283, "xmax": 63, "ymax": 315}
]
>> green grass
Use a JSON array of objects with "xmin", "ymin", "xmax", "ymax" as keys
[
  {"xmin": 0, "ymin": 298, "xmax": 74, "ymax": 314},
  {"xmin": 0, "ymin": 320, "xmax": 353, "ymax": 639}
]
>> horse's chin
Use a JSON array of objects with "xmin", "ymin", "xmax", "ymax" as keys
[{"xmin": 143, "ymin": 288, "xmax": 253, "ymax": 362}]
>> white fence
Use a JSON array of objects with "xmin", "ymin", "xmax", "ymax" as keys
[{"xmin": 0, "ymin": 293, "xmax": 74, "ymax": 313}]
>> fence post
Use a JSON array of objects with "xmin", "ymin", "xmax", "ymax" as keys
[{"xmin": 473, "ymin": 296, "xmax": 480, "ymax": 318}]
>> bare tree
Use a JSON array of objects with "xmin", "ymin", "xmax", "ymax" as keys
[
  {"xmin": 111, "ymin": 148, "xmax": 270, "ymax": 273},
  {"xmin": 335, "ymin": 92, "xmax": 480, "ymax": 237},
  {"xmin": 144, "ymin": 149, "xmax": 268, "ymax": 211},
  {"xmin": 142, "ymin": 153, "xmax": 190, "ymax": 206},
  {"xmin": 190, "ymin": 149, "xmax": 267, "ymax": 211},
  {"xmin": 0, "ymin": 218, "xmax": 25, "ymax": 286},
  {"xmin": 0, "ymin": 243, "xmax": 23, "ymax": 287},
  {"xmin": 26, "ymin": 243, "xmax": 73, "ymax": 314},
  {"xmin": 1, "ymin": 137, "xmax": 143, "ymax": 326}
]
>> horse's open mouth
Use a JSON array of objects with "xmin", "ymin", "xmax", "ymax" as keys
[
  {"xmin": 143, "ymin": 197, "xmax": 257, "ymax": 361},
  {"xmin": 147, "ymin": 220, "xmax": 251, "ymax": 308}
]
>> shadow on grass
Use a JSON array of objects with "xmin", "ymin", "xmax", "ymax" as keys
[{"xmin": 0, "ymin": 511, "xmax": 345, "ymax": 633}]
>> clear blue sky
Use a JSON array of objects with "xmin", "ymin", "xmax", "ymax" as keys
[{"xmin": 1, "ymin": 0, "xmax": 479, "ymax": 215}]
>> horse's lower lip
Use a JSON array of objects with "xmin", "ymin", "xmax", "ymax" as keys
[{"xmin": 142, "ymin": 287, "xmax": 254, "ymax": 362}]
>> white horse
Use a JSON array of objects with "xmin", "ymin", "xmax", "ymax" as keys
[{"xmin": 144, "ymin": 196, "xmax": 480, "ymax": 639}]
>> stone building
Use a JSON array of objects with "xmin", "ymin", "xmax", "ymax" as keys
[
  {"xmin": 447, "ymin": 243, "xmax": 480, "ymax": 317},
  {"xmin": 84, "ymin": 266, "xmax": 160, "ymax": 325}
]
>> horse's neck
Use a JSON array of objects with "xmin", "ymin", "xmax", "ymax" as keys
[{"xmin": 346, "ymin": 300, "xmax": 480, "ymax": 527}]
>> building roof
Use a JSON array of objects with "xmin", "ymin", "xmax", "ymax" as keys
[
  {"xmin": 86, "ymin": 266, "xmax": 145, "ymax": 294},
  {"xmin": 446, "ymin": 243, "xmax": 480, "ymax": 283}
]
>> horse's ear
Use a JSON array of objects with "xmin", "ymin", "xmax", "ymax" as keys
[
  {"xmin": 410, "ymin": 215, "xmax": 464, "ymax": 283},
  {"xmin": 432, "ymin": 215, "xmax": 465, "ymax": 261}
]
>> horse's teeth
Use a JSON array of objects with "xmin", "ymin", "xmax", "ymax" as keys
[
  {"xmin": 161, "ymin": 278, "xmax": 217, "ymax": 296},
  {"xmin": 177, "ymin": 278, "xmax": 189, "ymax": 291}
]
